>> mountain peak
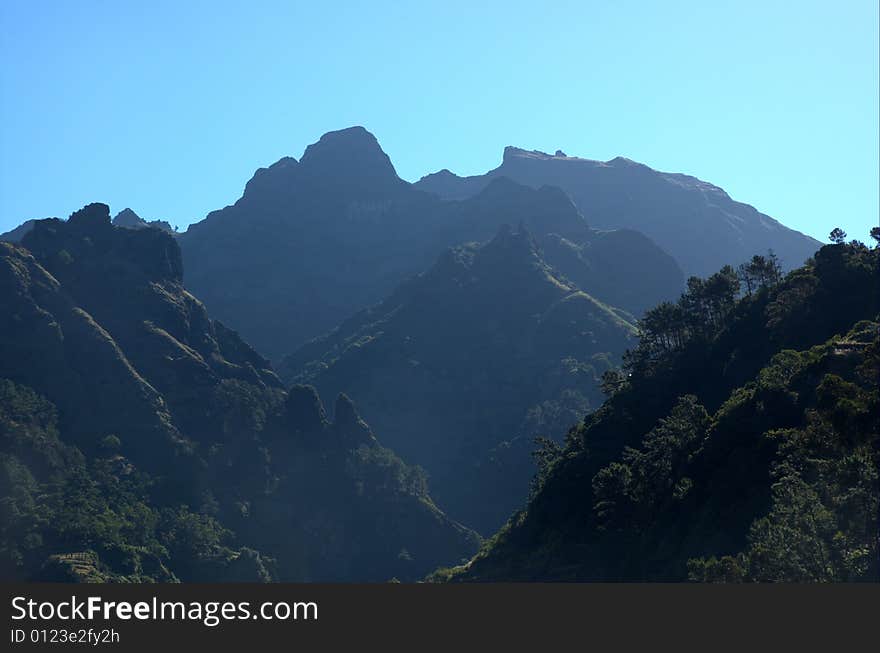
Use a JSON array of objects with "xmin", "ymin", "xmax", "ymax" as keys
[
  {"xmin": 298, "ymin": 126, "xmax": 403, "ymax": 193},
  {"xmin": 68, "ymin": 202, "xmax": 112, "ymax": 231},
  {"xmin": 606, "ymin": 155, "xmax": 649, "ymax": 170},
  {"xmin": 112, "ymin": 208, "xmax": 146, "ymax": 228},
  {"xmin": 111, "ymin": 208, "xmax": 175, "ymax": 234},
  {"xmin": 425, "ymin": 168, "xmax": 458, "ymax": 180},
  {"xmin": 414, "ymin": 143, "xmax": 821, "ymax": 277},
  {"xmin": 471, "ymin": 178, "xmax": 589, "ymax": 241},
  {"xmin": 242, "ymin": 156, "xmax": 300, "ymax": 200}
]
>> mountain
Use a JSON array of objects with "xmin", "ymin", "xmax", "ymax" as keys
[
  {"xmin": 0, "ymin": 203, "xmax": 478, "ymax": 582},
  {"xmin": 415, "ymin": 147, "xmax": 822, "ymax": 278},
  {"xmin": 280, "ymin": 226, "xmax": 636, "ymax": 533},
  {"xmin": 0, "ymin": 219, "xmax": 39, "ymax": 243},
  {"xmin": 179, "ymin": 127, "xmax": 683, "ymax": 358},
  {"xmin": 434, "ymin": 241, "xmax": 878, "ymax": 581},
  {"xmin": 442, "ymin": 177, "xmax": 684, "ymax": 317},
  {"xmin": 1, "ymin": 209, "xmax": 174, "ymax": 244},
  {"xmin": 112, "ymin": 207, "xmax": 175, "ymax": 233}
]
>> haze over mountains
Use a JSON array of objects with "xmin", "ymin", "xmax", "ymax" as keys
[
  {"xmin": 4, "ymin": 126, "xmax": 866, "ymax": 585},
  {"xmin": 415, "ymin": 146, "xmax": 821, "ymax": 278},
  {"xmin": 438, "ymin": 240, "xmax": 878, "ymax": 582},
  {"xmin": 2, "ymin": 126, "xmax": 819, "ymax": 365},
  {"xmin": 178, "ymin": 127, "xmax": 686, "ymax": 359},
  {"xmin": 282, "ymin": 226, "xmax": 636, "ymax": 532}
]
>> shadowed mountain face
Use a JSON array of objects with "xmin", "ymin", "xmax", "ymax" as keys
[
  {"xmin": 179, "ymin": 127, "xmax": 683, "ymax": 359},
  {"xmin": 415, "ymin": 147, "xmax": 821, "ymax": 278},
  {"xmin": 0, "ymin": 203, "xmax": 478, "ymax": 582},
  {"xmin": 439, "ymin": 242, "xmax": 878, "ymax": 582},
  {"xmin": 0, "ymin": 127, "xmax": 861, "ymax": 586},
  {"xmin": 0, "ymin": 219, "xmax": 39, "ymax": 243},
  {"xmin": 281, "ymin": 227, "xmax": 636, "ymax": 533},
  {"xmin": 179, "ymin": 127, "xmax": 438, "ymax": 358}
]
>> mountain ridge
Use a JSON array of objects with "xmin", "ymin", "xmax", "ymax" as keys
[
  {"xmin": 434, "ymin": 240, "xmax": 878, "ymax": 581},
  {"xmin": 179, "ymin": 127, "xmax": 684, "ymax": 358},
  {"xmin": 415, "ymin": 145, "xmax": 821, "ymax": 277},
  {"xmin": 0, "ymin": 203, "xmax": 479, "ymax": 582},
  {"xmin": 281, "ymin": 225, "xmax": 637, "ymax": 532}
]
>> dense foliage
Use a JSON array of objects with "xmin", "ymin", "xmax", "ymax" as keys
[
  {"xmin": 179, "ymin": 128, "xmax": 683, "ymax": 357},
  {"xmin": 437, "ymin": 239, "xmax": 878, "ymax": 581},
  {"xmin": 0, "ymin": 207, "xmax": 478, "ymax": 582}
]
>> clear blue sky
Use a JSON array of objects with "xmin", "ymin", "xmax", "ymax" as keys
[{"xmin": 1, "ymin": 0, "xmax": 877, "ymax": 242}]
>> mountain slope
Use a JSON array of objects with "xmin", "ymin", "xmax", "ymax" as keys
[
  {"xmin": 0, "ymin": 204, "xmax": 478, "ymax": 582},
  {"xmin": 436, "ymin": 240, "xmax": 878, "ymax": 581},
  {"xmin": 415, "ymin": 147, "xmax": 821, "ymax": 278},
  {"xmin": 281, "ymin": 226, "xmax": 636, "ymax": 533},
  {"xmin": 179, "ymin": 127, "xmax": 682, "ymax": 358},
  {"xmin": 178, "ymin": 127, "xmax": 439, "ymax": 358},
  {"xmin": 0, "ymin": 219, "xmax": 39, "ymax": 243}
]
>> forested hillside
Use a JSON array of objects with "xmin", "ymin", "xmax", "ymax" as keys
[
  {"xmin": 0, "ymin": 205, "xmax": 478, "ymax": 582},
  {"xmin": 1, "ymin": 0, "xmax": 872, "ymax": 599},
  {"xmin": 436, "ymin": 238, "xmax": 878, "ymax": 581}
]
